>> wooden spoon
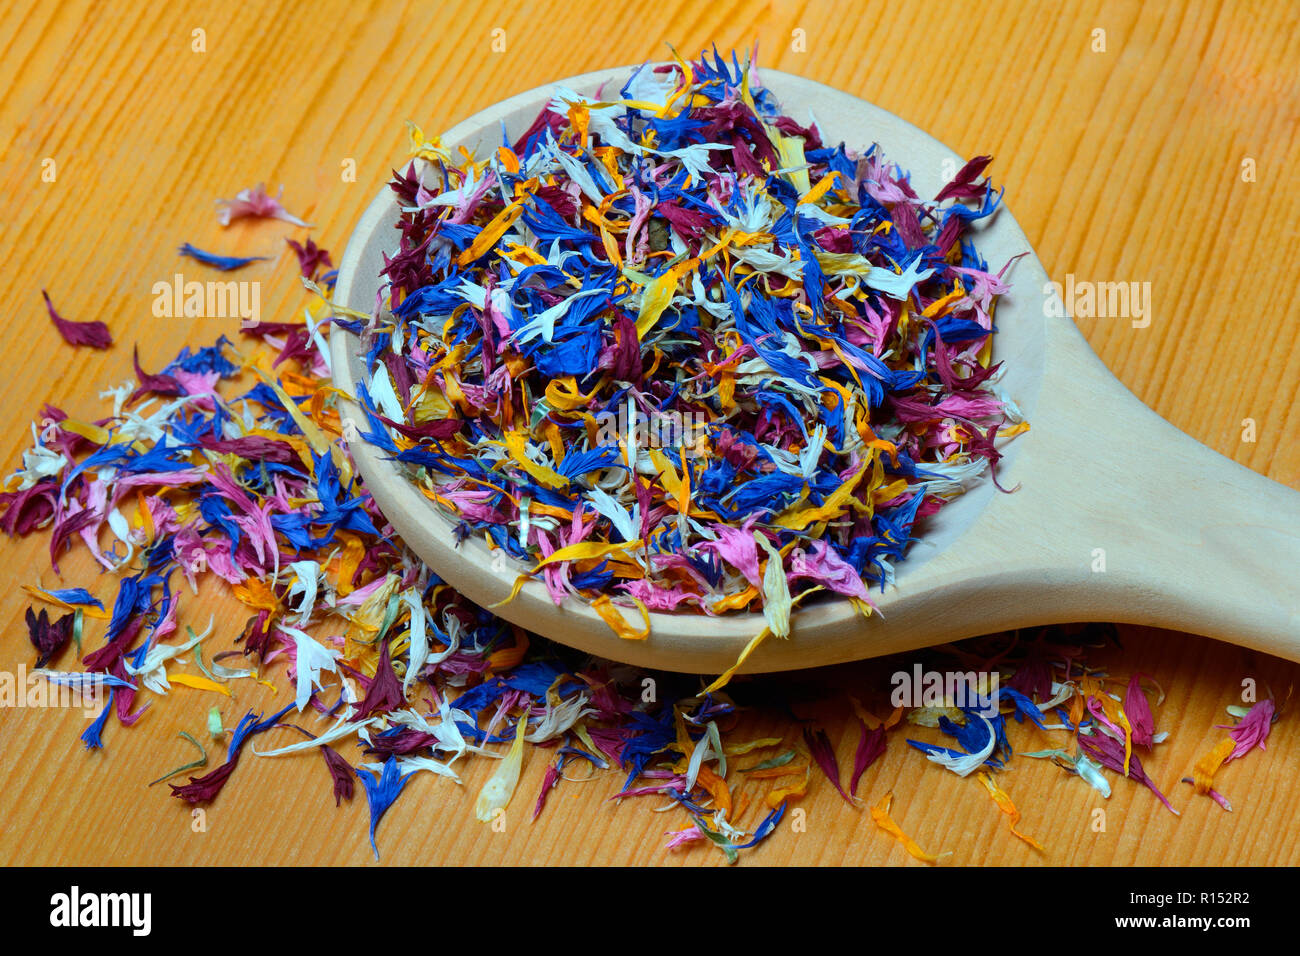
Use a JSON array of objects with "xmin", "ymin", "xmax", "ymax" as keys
[{"xmin": 329, "ymin": 66, "xmax": 1300, "ymax": 675}]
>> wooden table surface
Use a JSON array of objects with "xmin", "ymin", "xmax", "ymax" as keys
[{"xmin": 0, "ymin": 0, "xmax": 1296, "ymax": 866}]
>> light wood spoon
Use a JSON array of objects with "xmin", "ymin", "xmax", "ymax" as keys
[{"xmin": 329, "ymin": 67, "xmax": 1300, "ymax": 675}]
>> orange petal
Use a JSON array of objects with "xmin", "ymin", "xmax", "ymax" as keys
[
  {"xmin": 870, "ymin": 792, "xmax": 944, "ymax": 863},
  {"xmin": 1192, "ymin": 737, "xmax": 1237, "ymax": 795}
]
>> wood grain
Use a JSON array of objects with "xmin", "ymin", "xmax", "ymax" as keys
[{"xmin": 0, "ymin": 0, "xmax": 1296, "ymax": 866}]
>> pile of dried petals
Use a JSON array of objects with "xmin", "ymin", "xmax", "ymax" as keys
[{"xmin": 354, "ymin": 49, "xmax": 1026, "ymax": 652}]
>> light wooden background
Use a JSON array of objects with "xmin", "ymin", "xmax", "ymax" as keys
[{"xmin": 0, "ymin": 0, "xmax": 1296, "ymax": 866}]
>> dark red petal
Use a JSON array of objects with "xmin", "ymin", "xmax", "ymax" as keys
[
  {"xmin": 26, "ymin": 606, "xmax": 73, "ymax": 668},
  {"xmin": 169, "ymin": 758, "xmax": 239, "ymax": 804},
  {"xmin": 42, "ymin": 291, "xmax": 113, "ymax": 349},
  {"xmin": 850, "ymin": 722, "xmax": 887, "ymax": 796},
  {"xmin": 320, "ymin": 746, "xmax": 355, "ymax": 806},
  {"xmin": 356, "ymin": 639, "xmax": 404, "ymax": 719},
  {"xmin": 803, "ymin": 726, "xmax": 852, "ymax": 804}
]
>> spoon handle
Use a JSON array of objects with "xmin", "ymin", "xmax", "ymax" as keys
[{"xmin": 1007, "ymin": 318, "xmax": 1300, "ymax": 657}]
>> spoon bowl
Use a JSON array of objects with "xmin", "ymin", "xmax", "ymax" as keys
[{"xmin": 330, "ymin": 67, "xmax": 1300, "ymax": 674}]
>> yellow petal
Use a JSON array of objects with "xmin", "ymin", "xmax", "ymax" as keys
[
  {"xmin": 475, "ymin": 713, "xmax": 528, "ymax": 822},
  {"xmin": 765, "ymin": 762, "xmax": 811, "ymax": 808},
  {"xmin": 798, "ymin": 170, "xmax": 840, "ymax": 206},
  {"xmin": 703, "ymin": 625, "xmax": 771, "ymax": 694},
  {"xmin": 724, "ymin": 737, "xmax": 784, "ymax": 757},
  {"xmin": 773, "ymin": 130, "xmax": 810, "ymax": 195},
  {"xmin": 501, "ymin": 430, "xmax": 568, "ymax": 489},
  {"xmin": 635, "ymin": 259, "xmax": 698, "ymax": 339},
  {"xmin": 754, "ymin": 534, "xmax": 791, "ymax": 639},
  {"xmin": 59, "ymin": 419, "xmax": 112, "ymax": 446},
  {"xmin": 870, "ymin": 792, "xmax": 945, "ymax": 863},
  {"xmin": 774, "ymin": 462, "xmax": 868, "ymax": 530},
  {"xmin": 532, "ymin": 539, "xmax": 644, "ymax": 569},
  {"xmin": 250, "ymin": 367, "xmax": 332, "ymax": 456},
  {"xmin": 167, "ymin": 673, "xmax": 233, "ymax": 698},
  {"xmin": 590, "ymin": 594, "xmax": 650, "ymax": 641},
  {"xmin": 979, "ymin": 772, "xmax": 1044, "ymax": 851},
  {"xmin": 456, "ymin": 198, "xmax": 526, "ymax": 267}
]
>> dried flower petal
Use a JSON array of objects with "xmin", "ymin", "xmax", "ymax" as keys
[
  {"xmin": 25, "ymin": 606, "xmax": 73, "ymax": 668},
  {"xmin": 41, "ymin": 291, "xmax": 112, "ymax": 349},
  {"xmin": 1078, "ymin": 732, "xmax": 1178, "ymax": 815},
  {"xmin": 216, "ymin": 182, "xmax": 311, "ymax": 227},
  {"xmin": 870, "ymin": 792, "xmax": 944, "ymax": 863}
]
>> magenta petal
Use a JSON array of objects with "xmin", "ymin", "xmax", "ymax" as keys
[
  {"xmin": 1079, "ymin": 733, "xmax": 1178, "ymax": 815},
  {"xmin": 1218, "ymin": 699, "xmax": 1275, "ymax": 762},
  {"xmin": 1124, "ymin": 672, "xmax": 1156, "ymax": 749},
  {"xmin": 532, "ymin": 762, "xmax": 562, "ymax": 821}
]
